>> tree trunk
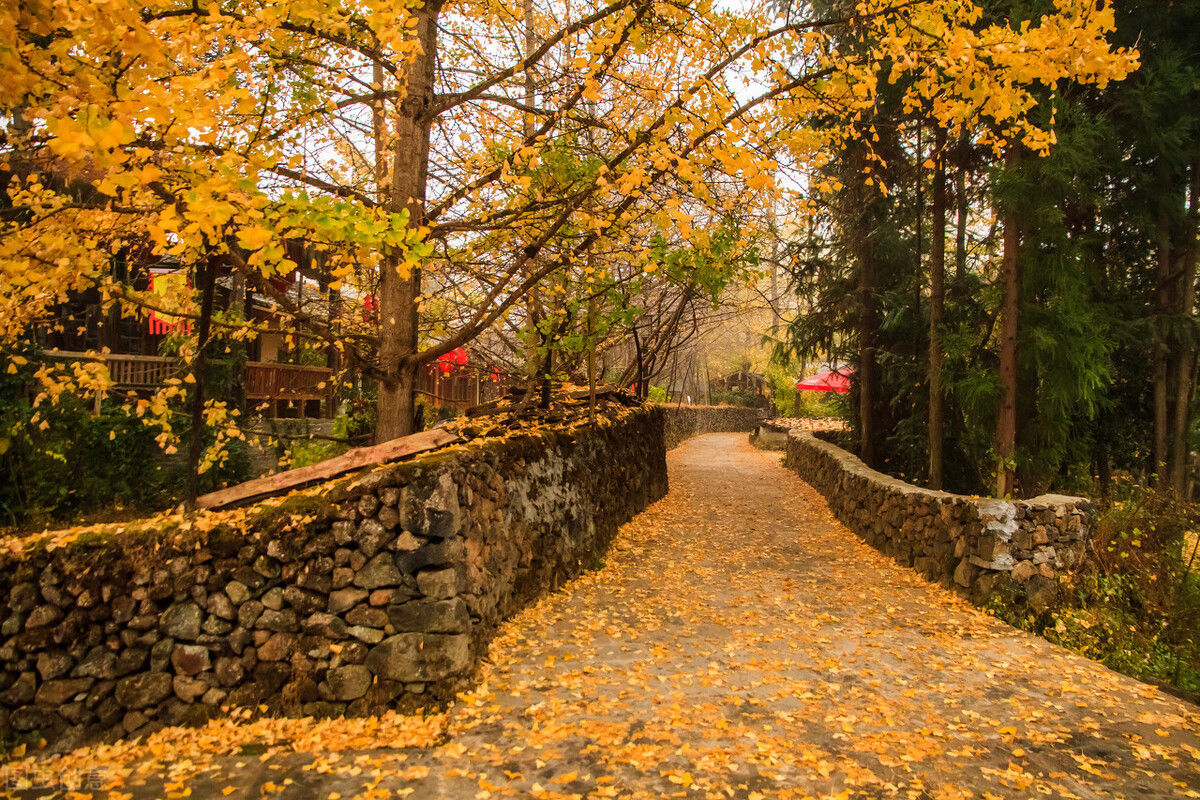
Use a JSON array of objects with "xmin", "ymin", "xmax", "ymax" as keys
[
  {"xmin": 632, "ymin": 324, "xmax": 644, "ymax": 398},
  {"xmin": 1170, "ymin": 161, "xmax": 1200, "ymax": 494},
  {"xmin": 851, "ymin": 143, "xmax": 880, "ymax": 468},
  {"xmin": 229, "ymin": 268, "xmax": 247, "ymax": 411},
  {"xmin": 928, "ymin": 129, "xmax": 947, "ymax": 490},
  {"xmin": 1095, "ymin": 413, "xmax": 1112, "ymax": 500},
  {"xmin": 520, "ymin": 0, "xmax": 544, "ymax": 399},
  {"xmin": 186, "ymin": 257, "xmax": 219, "ymax": 509},
  {"xmin": 376, "ymin": 1, "xmax": 439, "ymax": 443},
  {"xmin": 1154, "ymin": 212, "xmax": 1173, "ymax": 486},
  {"xmin": 913, "ymin": 124, "xmax": 923, "ymax": 332},
  {"xmin": 954, "ymin": 135, "xmax": 969, "ymax": 281},
  {"xmin": 587, "ymin": 296, "xmax": 597, "ymax": 422},
  {"xmin": 995, "ymin": 151, "xmax": 1020, "ymax": 498},
  {"xmin": 372, "ymin": 62, "xmax": 388, "ymax": 199}
]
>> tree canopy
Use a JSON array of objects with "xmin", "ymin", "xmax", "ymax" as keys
[{"xmin": 0, "ymin": 0, "xmax": 1147, "ymax": 504}]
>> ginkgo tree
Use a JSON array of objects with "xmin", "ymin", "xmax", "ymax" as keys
[
  {"xmin": 1, "ymin": 0, "xmax": 801, "ymax": 442},
  {"xmin": 1, "ymin": 0, "xmax": 1137, "ymax": 479}
]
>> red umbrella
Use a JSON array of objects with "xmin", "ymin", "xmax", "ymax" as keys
[{"xmin": 796, "ymin": 368, "xmax": 852, "ymax": 394}]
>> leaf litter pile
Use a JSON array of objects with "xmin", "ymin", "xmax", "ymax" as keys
[{"xmin": 5, "ymin": 434, "xmax": 1199, "ymax": 799}]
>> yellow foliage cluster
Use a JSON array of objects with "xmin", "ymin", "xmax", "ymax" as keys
[{"xmin": 0, "ymin": 0, "xmax": 1137, "ymax": 458}]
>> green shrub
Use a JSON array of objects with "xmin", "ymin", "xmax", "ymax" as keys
[
  {"xmin": 710, "ymin": 387, "xmax": 764, "ymax": 408},
  {"xmin": 286, "ymin": 437, "xmax": 346, "ymax": 470},
  {"xmin": 283, "ymin": 406, "xmax": 375, "ymax": 470},
  {"xmin": 0, "ymin": 344, "xmax": 254, "ymax": 528},
  {"xmin": 992, "ymin": 485, "xmax": 1200, "ymax": 696},
  {"xmin": 794, "ymin": 391, "xmax": 844, "ymax": 419},
  {"xmin": 0, "ymin": 350, "xmax": 165, "ymax": 526}
]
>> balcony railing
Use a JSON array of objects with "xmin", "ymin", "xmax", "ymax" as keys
[
  {"xmin": 43, "ymin": 351, "xmax": 334, "ymax": 418},
  {"xmin": 417, "ymin": 365, "xmax": 512, "ymax": 410},
  {"xmin": 244, "ymin": 362, "xmax": 333, "ymax": 418},
  {"xmin": 43, "ymin": 351, "xmax": 515, "ymax": 417}
]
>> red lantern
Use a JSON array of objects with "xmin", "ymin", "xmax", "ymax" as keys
[
  {"xmin": 362, "ymin": 294, "xmax": 378, "ymax": 323},
  {"xmin": 437, "ymin": 347, "xmax": 468, "ymax": 374}
]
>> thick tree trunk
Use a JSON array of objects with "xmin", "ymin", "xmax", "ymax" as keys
[
  {"xmin": 1172, "ymin": 339, "xmax": 1197, "ymax": 495},
  {"xmin": 372, "ymin": 63, "xmax": 388, "ymax": 198},
  {"xmin": 376, "ymin": 1, "xmax": 439, "ymax": 443},
  {"xmin": 928, "ymin": 129, "xmax": 947, "ymax": 490},
  {"xmin": 858, "ymin": 268, "xmax": 878, "ymax": 467},
  {"xmin": 995, "ymin": 151, "xmax": 1020, "ymax": 498}
]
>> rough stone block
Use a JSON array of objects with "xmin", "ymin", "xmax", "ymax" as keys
[
  {"xmin": 256, "ymin": 633, "xmax": 295, "ymax": 662},
  {"xmin": 171, "ymin": 644, "xmax": 211, "ymax": 676},
  {"xmin": 387, "ymin": 598, "xmax": 469, "ymax": 634},
  {"xmin": 364, "ymin": 633, "xmax": 471, "ymax": 682},
  {"xmin": 323, "ymin": 665, "xmax": 372, "ymax": 701},
  {"xmin": 1011, "ymin": 560, "xmax": 1035, "ymax": 583},
  {"xmin": 160, "ymin": 602, "xmax": 203, "ymax": 640},
  {"xmin": 354, "ymin": 554, "xmax": 403, "ymax": 589},
  {"xmin": 115, "ymin": 672, "xmax": 172, "ymax": 709},
  {"xmin": 416, "ymin": 567, "xmax": 463, "ymax": 599},
  {"xmin": 36, "ymin": 678, "xmax": 94, "ymax": 707},
  {"xmin": 953, "ymin": 558, "xmax": 974, "ymax": 588},
  {"xmin": 329, "ymin": 588, "xmax": 368, "ymax": 614}
]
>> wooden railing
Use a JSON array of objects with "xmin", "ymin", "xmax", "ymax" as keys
[
  {"xmin": 43, "ymin": 351, "xmax": 334, "ymax": 418},
  {"xmin": 107, "ymin": 355, "xmax": 178, "ymax": 388},
  {"xmin": 44, "ymin": 350, "xmax": 180, "ymax": 388},
  {"xmin": 245, "ymin": 362, "xmax": 330, "ymax": 398},
  {"xmin": 245, "ymin": 362, "xmax": 333, "ymax": 419},
  {"xmin": 417, "ymin": 366, "xmax": 512, "ymax": 410},
  {"xmin": 44, "ymin": 351, "xmax": 517, "ymax": 416}
]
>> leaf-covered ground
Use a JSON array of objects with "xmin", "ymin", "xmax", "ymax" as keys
[{"xmin": 6, "ymin": 433, "xmax": 1199, "ymax": 799}]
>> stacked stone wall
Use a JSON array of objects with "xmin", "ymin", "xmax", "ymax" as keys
[
  {"xmin": 0, "ymin": 407, "xmax": 667, "ymax": 750},
  {"xmin": 662, "ymin": 405, "xmax": 763, "ymax": 449},
  {"xmin": 751, "ymin": 418, "xmax": 845, "ymax": 450},
  {"xmin": 786, "ymin": 429, "xmax": 1092, "ymax": 608}
]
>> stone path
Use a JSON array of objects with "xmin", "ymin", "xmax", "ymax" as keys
[{"xmin": 11, "ymin": 434, "xmax": 1200, "ymax": 799}]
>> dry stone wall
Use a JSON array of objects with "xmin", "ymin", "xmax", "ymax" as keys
[
  {"xmin": 752, "ymin": 418, "xmax": 845, "ymax": 450},
  {"xmin": 786, "ymin": 429, "xmax": 1093, "ymax": 609},
  {"xmin": 662, "ymin": 405, "xmax": 763, "ymax": 449},
  {"xmin": 0, "ymin": 407, "xmax": 667, "ymax": 750}
]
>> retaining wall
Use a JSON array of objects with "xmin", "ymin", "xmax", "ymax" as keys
[
  {"xmin": 662, "ymin": 405, "xmax": 763, "ymax": 449},
  {"xmin": 0, "ymin": 406, "xmax": 667, "ymax": 750},
  {"xmin": 786, "ymin": 429, "xmax": 1092, "ymax": 609},
  {"xmin": 751, "ymin": 418, "xmax": 845, "ymax": 450}
]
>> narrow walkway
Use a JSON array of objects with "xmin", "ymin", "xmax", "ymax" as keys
[{"xmin": 18, "ymin": 435, "xmax": 1200, "ymax": 799}]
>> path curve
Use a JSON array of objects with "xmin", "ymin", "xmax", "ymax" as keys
[{"xmin": 19, "ymin": 434, "xmax": 1200, "ymax": 798}]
